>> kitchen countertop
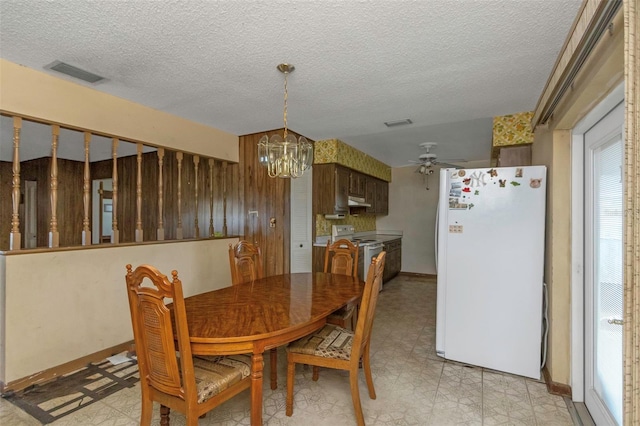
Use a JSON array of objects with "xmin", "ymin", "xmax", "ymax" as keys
[{"xmin": 313, "ymin": 231, "xmax": 402, "ymax": 247}]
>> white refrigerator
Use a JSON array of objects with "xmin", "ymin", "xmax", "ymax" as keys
[{"xmin": 435, "ymin": 165, "xmax": 546, "ymax": 379}]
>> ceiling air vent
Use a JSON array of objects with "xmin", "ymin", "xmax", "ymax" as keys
[
  {"xmin": 44, "ymin": 60, "xmax": 106, "ymax": 84},
  {"xmin": 384, "ymin": 118, "xmax": 412, "ymax": 128}
]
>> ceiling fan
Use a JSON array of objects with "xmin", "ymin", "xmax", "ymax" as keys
[{"xmin": 410, "ymin": 142, "xmax": 467, "ymax": 174}]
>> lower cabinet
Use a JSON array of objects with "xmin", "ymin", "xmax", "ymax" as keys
[{"xmin": 383, "ymin": 239, "xmax": 402, "ymax": 283}]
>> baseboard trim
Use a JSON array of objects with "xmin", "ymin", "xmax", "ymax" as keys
[
  {"xmin": 542, "ymin": 365, "xmax": 572, "ymax": 398},
  {"xmin": 1, "ymin": 340, "xmax": 134, "ymax": 395},
  {"xmin": 399, "ymin": 272, "xmax": 437, "ymax": 279}
]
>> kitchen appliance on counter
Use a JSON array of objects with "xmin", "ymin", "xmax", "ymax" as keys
[
  {"xmin": 435, "ymin": 165, "xmax": 547, "ymax": 379},
  {"xmin": 331, "ymin": 225, "xmax": 384, "ymax": 290}
]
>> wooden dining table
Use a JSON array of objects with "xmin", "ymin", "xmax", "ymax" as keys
[{"xmin": 179, "ymin": 272, "xmax": 365, "ymax": 425}]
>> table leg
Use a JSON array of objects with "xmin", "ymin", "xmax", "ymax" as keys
[{"xmin": 250, "ymin": 352, "xmax": 264, "ymax": 425}]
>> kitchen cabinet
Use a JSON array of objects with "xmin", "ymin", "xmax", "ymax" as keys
[
  {"xmin": 375, "ymin": 179, "xmax": 388, "ymax": 215},
  {"xmin": 383, "ymin": 238, "xmax": 401, "ymax": 283},
  {"xmin": 365, "ymin": 178, "xmax": 377, "ymax": 214},
  {"xmin": 497, "ymin": 144, "xmax": 532, "ymax": 167},
  {"xmin": 364, "ymin": 176, "xmax": 388, "ymax": 215},
  {"xmin": 349, "ymin": 171, "xmax": 366, "ymax": 197},
  {"xmin": 313, "ymin": 163, "xmax": 389, "ymax": 215},
  {"xmin": 313, "ymin": 164, "xmax": 349, "ymax": 215}
]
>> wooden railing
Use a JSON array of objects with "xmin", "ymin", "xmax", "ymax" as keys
[{"xmin": 0, "ymin": 113, "xmax": 238, "ymax": 251}]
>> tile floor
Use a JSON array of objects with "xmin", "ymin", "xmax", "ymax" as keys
[{"xmin": 0, "ymin": 275, "xmax": 576, "ymax": 425}]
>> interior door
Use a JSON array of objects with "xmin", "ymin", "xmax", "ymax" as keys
[
  {"xmin": 290, "ymin": 166, "xmax": 312, "ymax": 273},
  {"xmin": 584, "ymin": 101, "xmax": 624, "ymax": 425}
]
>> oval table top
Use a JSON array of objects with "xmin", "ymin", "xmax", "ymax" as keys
[{"xmin": 182, "ymin": 272, "xmax": 364, "ymax": 345}]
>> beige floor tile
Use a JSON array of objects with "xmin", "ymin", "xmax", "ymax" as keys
[{"xmin": 3, "ymin": 276, "xmax": 579, "ymax": 425}]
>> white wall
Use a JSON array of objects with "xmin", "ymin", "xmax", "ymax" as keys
[
  {"xmin": 377, "ymin": 161, "xmax": 490, "ymax": 275},
  {"xmin": 1, "ymin": 238, "xmax": 237, "ymax": 384}
]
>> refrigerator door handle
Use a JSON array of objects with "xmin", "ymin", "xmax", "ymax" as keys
[{"xmin": 435, "ymin": 201, "xmax": 439, "ymax": 273}]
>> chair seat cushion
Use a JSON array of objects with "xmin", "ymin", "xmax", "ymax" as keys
[
  {"xmin": 327, "ymin": 303, "xmax": 355, "ymax": 322},
  {"xmin": 287, "ymin": 324, "xmax": 354, "ymax": 360},
  {"xmin": 192, "ymin": 354, "xmax": 252, "ymax": 404}
]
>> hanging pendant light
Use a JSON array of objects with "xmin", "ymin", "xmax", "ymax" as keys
[{"xmin": 258, "ymin": 63, "xmax": 313, "ymax": 178}]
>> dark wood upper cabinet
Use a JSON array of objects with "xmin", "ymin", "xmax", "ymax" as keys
[
  {"xmin": 314, "ymin": 164, "xmax": 389, "ymax": 216},
  {"xmin": 313, "ymin": 164, "xmax": 349, "ymax": 215},
  {"xmin": 349, "ymin": 171, "xmax": 366, "ymax": 197},
  {"xmin": 365, "ymin": 178, "xmax": 376, "ymax": 214}
]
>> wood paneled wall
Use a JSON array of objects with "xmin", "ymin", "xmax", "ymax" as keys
[
  {"xmin": 91, "ymin": 150, "xmax": 240, "ymax": 244},
  {"xmin": 0, "ymin": 149, "xmax": 239, "ymax": 250},
  {"xmin": 20, "ymin": 157, "xmax": 84, "ymax": 248},
  {"xmin": 239, "ymin": 129, "xmax": 300, "ymax": 277},
  {"xmin": 0, "ymin": 161, "xmax": 12, "ymax": 250}
]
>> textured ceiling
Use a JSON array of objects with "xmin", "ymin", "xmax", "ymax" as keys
[{"xmin": 0, "ymin": 0, "xmax": 582, "ymax": 167}]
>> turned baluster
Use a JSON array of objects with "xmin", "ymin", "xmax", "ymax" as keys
[
  {"xmin": 82, "ymin": 132, "xmax": 91, "ymax": 245},
  {"xmin": 111, "ymin": 138, "xmax": 119, "ymax": 244},
  {"xmin": 157, "ymin": 148, "xmax": 165, "ymax": 241},
  {"xmin": 176, "ymin": 152, "xmax": 183, "ymax": 239},
  {"xmin": 48, "ymin": 125, "xmax": 60, "ymax": 248},
  {"xmin": 9, "ymin": 117, "xmax": 22, "ymax": 250},
  {"xmin": 135, "ymin": 143, "xmax": 143, "ymax": 242},
  {"xmin": 193, "ymin": 155, "xmax": 200, "ymax": 238},
  {"xmin": 208, "ymin": 158, "xmax": 215, "ymax": 237}
]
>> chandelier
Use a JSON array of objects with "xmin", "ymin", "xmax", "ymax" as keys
[{"xmin": 258, "ymin": 63, "xmax": 313, "ymax": 178}]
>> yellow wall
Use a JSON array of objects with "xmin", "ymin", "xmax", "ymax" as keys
[
  {"xmin": 0, "ymin": 59, "xmax": 239, "ymax": 161},
  {"xmin": 492, "ymin": 111, "xmax": 535, "ymax": 146},
  {"xmin": 314, "ymin": 138, "xmax": 392, "ymax": 181},
  {"xmin": 531, "ymin": 8, "xmax": 624, "ymax": 386},
  {"xmin": 315, "ymin": 214, "xmax": 376, "ymax": 237}
]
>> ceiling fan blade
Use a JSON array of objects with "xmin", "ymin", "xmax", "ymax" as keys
[
  {"xmin": 438, "ymin": 158, "xmax": 468, "ymax": 163},
  {"xmin": 437, "ymin": 162, "xmax": 464, "ymax": 168}
]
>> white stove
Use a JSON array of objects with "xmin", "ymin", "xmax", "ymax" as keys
[{"xmin": 331, "ymin": 225, "xmax": 384, "ymax": 289}]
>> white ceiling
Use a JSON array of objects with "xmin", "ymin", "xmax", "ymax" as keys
[{"xmin": 0, "ymin": 0, "xmax": 582, "ymax": 167}]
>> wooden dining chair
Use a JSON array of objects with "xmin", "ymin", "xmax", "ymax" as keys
[
  {"xmin": 125, "ymin": 264, "xmax": 251, "ymax": 426},
  {"xmin": 286, "ymin": 251, "xmax": 386, "ymax": 426},
  {"xmin": 228, "ymin": 240, "xmax": 264, "ymax": 285},
  {"xmin": 228, "ymin": 240, "xmax": 279, "ymax": 390},
  {"xmin": 324, "ymin": 238, "xmax": 360, "ymax": 330}
]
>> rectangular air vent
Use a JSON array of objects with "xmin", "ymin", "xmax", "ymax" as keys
[
  {"xmin": 44, "ymin": 60, "xmax": 106, "ymax": 84},
  {"xmin": 384, "ymin": 118, "xmax": 412, "ymax": 127}
]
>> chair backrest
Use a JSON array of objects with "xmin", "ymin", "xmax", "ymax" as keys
[
  {"xmin": 125, "ymin": 264, "xmax": 198, "ymax": 403},
  {"xmin": 229, "ymin": 240, "xmax": 264, "ymax": 285},
  {"xmin": 323, "ymin": 238, "xmax": 359, "ymax": 280},
  {"xmin": 351, "ymin": 251, "xmax": 386, "ymax": 361}
]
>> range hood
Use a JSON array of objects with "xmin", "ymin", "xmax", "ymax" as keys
[{"xmin": 348, "ymin": 196, "xmax": 371, "ymax": 207}]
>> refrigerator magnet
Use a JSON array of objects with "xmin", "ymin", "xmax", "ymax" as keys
[
  {"xmin": 510, "ymin": 181, "xmax": 521, "ymax": 186},
  {"xmin": 530, "ymin": 178, "xmax": 543, "ymax": 188},
  {"xmin": 470, "ymin": 171, "xmax": 487, "ymax": 187},
  {"xmin": 458, "ymin": 170, "xmax": 466, "ymax": 177},
  {"xmin": 515, "ymin": 168, "xmax": 523, "ymax": 178},
  {"xmin": 468, "ymin": 203, "xmax": 475, "ymax": 210},
  {"xmin": 463, "ymin": 177, "xmax": 471, "ymax": 186},
  {"xmin": 474, "ymin": 190, "xmax": 480, "ymax": 195},
  {"xmin": 499, "ymin": 179, "xmax": 506, "ymax": 187},
  {"xmin": 462, "ymin": 187, "xmax": 471, "ymax": 193},
  {"xmin": 487, "ymin": 168, "xmax": 498, "ymax": 177}
]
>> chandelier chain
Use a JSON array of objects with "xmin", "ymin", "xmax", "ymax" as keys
[{"xmin": 283, "ymin": 72, "xmax": 289, "ymax": 138}]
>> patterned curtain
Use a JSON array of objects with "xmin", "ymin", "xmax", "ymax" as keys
[{"xmin": 623, "ymin": 0, "xmax": 640, "ymax": 425}]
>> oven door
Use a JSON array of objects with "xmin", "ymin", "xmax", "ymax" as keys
[{"xmin": 363, "ymin": 242, "xmax": 384, "ymax": 291}]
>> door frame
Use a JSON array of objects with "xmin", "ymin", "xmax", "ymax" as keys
[{"xmin": 570, "ymin": 82, "xmax": 624, "ymax": 402}]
